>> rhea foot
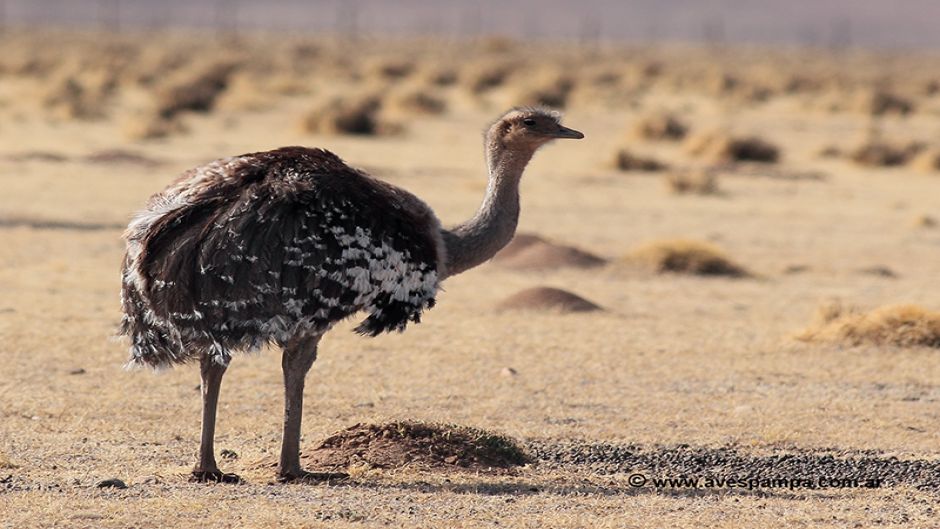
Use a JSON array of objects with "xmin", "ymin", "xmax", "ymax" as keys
[
  {"xmin": 277, "ymin": 469, "xmax": 349, "ymax": 484},
  {"xmin": 190, "ymin": 469, "xmax": 242, "ymax": 484}
]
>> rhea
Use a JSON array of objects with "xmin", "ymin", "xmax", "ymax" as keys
[{"xmin": 120, "ymin": 107, "xmax": 583, "ymax": 482}]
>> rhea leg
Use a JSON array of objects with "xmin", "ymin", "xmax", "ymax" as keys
[
  {"xmin": 191, "ymin": 353, "xmax": 239, "ymax": 483},
  {"xmin": 277, "ymin": 335, "xmax": 347, "ymax": 482}
]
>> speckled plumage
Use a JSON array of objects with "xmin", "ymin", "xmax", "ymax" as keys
[{"xmin": 120, "ymin": 147, "xmax": 443, "ymax": 368}]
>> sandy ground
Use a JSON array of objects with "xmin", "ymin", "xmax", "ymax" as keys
[{"xmin": 1, "ymin": 33, "xmax": 940, "ymax": 528}]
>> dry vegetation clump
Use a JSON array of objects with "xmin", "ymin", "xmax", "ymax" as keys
[
  {"xmin": 368, "ymin": 58, "xmax": 415, "ymax": 80},
  {"xmin": 514, "ymin": 73, "xmax": 575, "ymax": 108},
  {"xmin": 626, "ymin": 239, "xmax": 749, "ymax": 277},
  {"xmin": 300, "ymin": 421, "xmax": 530, "ymax": 472},
  {"xmin": 611, "ymin": 149, "xmax": 669, "ymax": 172},
  {"xmin": 155, "ymin": 61, "xmax": 238, "ymax": 119},
  {"xmin": 122, "ymin": 112, "xmax": 188, "ymax": 141},
  {"xmin": 463, "ymin": 61, "xmax": 513, "ymax": 94},
  {"xmin": 214, "ymin": 73, "xmax": 279, "ymax": 112},
  {"xmin": 40, "ymin": 73, "xmax": 114, "ymax": 120},
  {"xmin": 496, "ymin": 287, "xmax": 603, "ymax": 313},
  {"xmin": 796, "ymin": 302, "xmax": 940, "ymax": 348},
  {"xmin": 421, "ymin": 66, "xmax": 459, "ymax": 87},
  {"xmin": 849, "ymin": 140, "xmax": 924, "ymax": 167},
  {"xmin": 685, "ymin": 131, "xmax": 780, "ymax": 164},
  {"xmin": 913, "ymin": 214, "xmax": 937, "ymax": 228},
  {"xmin": 492, "ymin": 233, "xmax": 606, "ymax": 270},
  {"xmin": 299, "ymin": 95, "xmax": 399, "ymax": 136},
  {"xmin": 908, "ymin": 148, "xmax": 940, "ymax": 173},
  {"xmin": 853, "ymin": 88, "xmax": 914, "ymax": 116},
  {"xmin": 632, "ymin": 112, "xmax": 688, "ymax": 141},
  {"xmin": 83, "ymin": 149, "xmax": 165, "ymax": 167},
  {"xmin": 664, "ymin": 168, "xmax": 720, "ymax": 195},
  {"xmin": 387, "ymin": 87, "xmax": 447, "ymax": 115}
]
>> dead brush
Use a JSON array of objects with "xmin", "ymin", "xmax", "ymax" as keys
[
  {"xmin": 632, "ymin": 112, "xmax": 688, "ymax": 141},
  {"xmin": 611, "ymin": 148, "xmax": 668, "ymax": 172},
  {"xmin": 853, "ymin": 88, "xmax": 914, "ymax": 116},
  {"xmin": 664, "ymin": 168, "xmax": 720, "ymax": 195},
  {"xmin": 685, "ymin": 131, "xmax": 780, "ymax": 164},
  {"xmin": 514, "ymin": 72, "xmax": 575, "ymax": 108},
  {"xmin": 849, "ymin": 140, "xmax": 924, "ymax": 167},
  {"xmin": 155, "ymin": 61, "xmax": 238, "ymax": 119},
  {"xmin": 387, "ymin": 87, "xmax": 447, "ymax": 116},
  {"xmin": 299, "ymin": 94, "xmax": 399, "ymax": 136},
  {"xmin": 41, "ymin": 71, "xmax": 115, "ymax": 120},
  {"xmin": 908, "ymin": 148, "xmax": 940, "ymax": 173},
  {"xmin": 463, "ymin": 61, "xmax": 513, "ymax": 94},
  {"xmin": 367, "ymin": 58, "xmax": 415, "ymax": 81},
  {"xmin": 625, "ymin": 239, "xmax": 749, "ymax": 277},
  {"xmin": 796, "ymin": 301, "xmax": 940, "ymax": 348},
  {"xmin": 420, "ymin": 66, "xmax": 458, "ymax": 87},
  {"xmin": 122, "ymin": 111, "xmax": 188, "ymax": 141}
]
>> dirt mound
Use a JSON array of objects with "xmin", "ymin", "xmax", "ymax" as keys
[
  {"xmin": 796, "ymin": 302, "xmax": 940, "ymax": 348},
  {"xmin": 300, "ymin": 422, "xmax": 529, "ymax": 473},
  {"xmin": 496, "ymin": 287, "xmax": 603, "ymax": 313},
  {"xmin": 626, "ymin": 239, "xmax": 750, "ymax": 277},
  {"xmin": 493, "ymin": 234, "xmax": 606, "ymax": 270}
]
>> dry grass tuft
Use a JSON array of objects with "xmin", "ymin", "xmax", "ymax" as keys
[
  {"xmin": 83, "ymin": 149, "xmax": 165, "ymax": 167},
  {"xmin": 796, "ymin": 302, "xmax": 940, "ymax": 348},
  {"xmin": 41, "ymin": 73, "xmax": 113, "ymax": 120},
  {"xmin": 908, "ymin": 148, "xmax": 940, "ymax": 173},
  {"xmin": 0, "ymin": 451, "xmax": 18, "ymax": 469},
  {"xmin": 913, "ymin": 214, "xmax": 937, "ymax": 228},
  {"xmin": 632, "ymin": 113, "xmax": 688, "ymax": 141},
  {"xmin": 155, "ymin": 61, "xmax": 238, "ymax": 119},
  {"xmin": 300, "ymin": 421, "xmax": 529, "ymax": 472},
  {"xmin": 463, "ymin": 62, "xmax": 512, "ymax": 94},
  {"xmin": 299, "ymin": 95, "xmax": 399, "ymax": 136},
  {"xmin": 849, "ymin": 141, "xmax": 924, "ymax": 167},
  {"xmin": 853, "ymin": 89, "xmax": 914, "ymax": 116},
  {"xmin": 686, "ymin": 131, "xmax": 780, "ymax": 164},
  {"xmin": 492, "ymin": 233, "xmax": 606, "ymax": 270},
  {"xmin": 496, "ymin": 287, "xmax": 603, "ymax": 313},
  {"xmin": 626, "ymin": 239, "xmax": 749, "ymax": 277},
  {"xmin": 611, "ymin": 149, "xmax": 669, "ymax": 172},
  {"xmin": 514, "ymin": 73, "xmax": 575, "ymax": 108},
  {"xmin": 664, "ymin": 168, "xmax": 720, "ymax": 195},
  {"xmin": 387, "ymin": 87, "xmax": 447, "ymax": 115},
  {"xmin": 122, "ymin": 112, "xmax": 187, "ymax": 141},
  {"xmin": 368, "ymin": 58, "xmax": 416, "ymax": 80}
]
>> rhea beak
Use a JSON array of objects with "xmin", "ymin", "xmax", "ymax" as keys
[{"xmin": 552, "ymin": 125, "xmax": 585, "ymax": 139}]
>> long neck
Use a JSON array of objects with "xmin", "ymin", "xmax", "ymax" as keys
[{"xmin": 440, "ymin": 137, "xmax": 534, "ymax": 278}]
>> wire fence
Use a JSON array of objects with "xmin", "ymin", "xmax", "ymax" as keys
[{"xmin": 0, "ymin": 0, "xmax": 938, "ymax": 49}]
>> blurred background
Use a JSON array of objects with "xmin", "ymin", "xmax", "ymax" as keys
[{"xmin": 3, "ymin": 0, "xmax": 940, "ymax": 49}]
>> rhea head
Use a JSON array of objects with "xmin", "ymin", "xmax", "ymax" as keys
[{"xmin": 486, "ymin": 107, "xmax": 584, "ymax": 153}]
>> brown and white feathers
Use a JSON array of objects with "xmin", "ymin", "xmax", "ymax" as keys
[{"xmin": 120, "ymin": 147, "xmax": 443, "ymax": 368}]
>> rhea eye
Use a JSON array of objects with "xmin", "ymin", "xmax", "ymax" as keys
[{"xmin": 522, "ymin": 118, "xmax": 536, "ymax": 127}]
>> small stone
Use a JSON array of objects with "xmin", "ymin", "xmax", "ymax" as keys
[
  {"xmin": 444, "ymin": 456, "xmax": 459, "ymax": 464},
  {"xmin": 501, "ymin": 367, "xmax": 518, "ymax": 377},
  {"xmin": 96, "ymin": 478, "xmax": 127, "ymax": 489},
  {"xmin": 68, "ymin": 368, "xmax": 86, "ymax": 375}
]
